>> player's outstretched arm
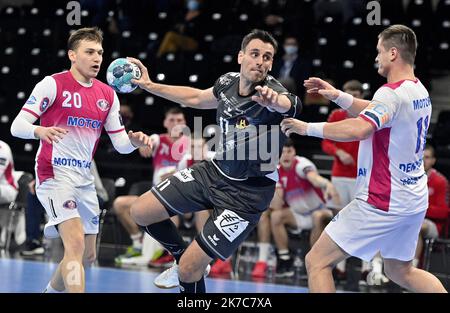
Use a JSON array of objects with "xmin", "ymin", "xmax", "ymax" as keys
[
  {"xmin": 304, "ymin": 77, "xmax": 370, "ymax": 116},
  {"xmin": 127, "ymin": 57, "xmax": 218, "ymax": 109},
  {"xmin": 280, "ymin": 117, "xmax": 375, "ymax": 142}
]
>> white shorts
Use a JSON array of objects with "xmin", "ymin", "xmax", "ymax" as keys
[
  {"xmin": 36, "ymin": 179, "xmax": 100, "ymax": 238},
  {"xmin": 290, "ymin": 207, "xmax": 332, "ymax": 234},
  {"xmin": 0, "ymin": 184, "xmax": 18, "ymax": 204},
  {"xmin": 325, "ymin": 199, "xmax": 426, "ymax": 262},
  {"xmin": 326, "ymin": 176, "xmax": 356, "ymax": 209},
  {"xmin": 291, "ymin": 212, "xmax": 313, "ymax": 233}
]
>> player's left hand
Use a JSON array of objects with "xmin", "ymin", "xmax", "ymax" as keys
[
  {"xmin": 252, "ymin": 85, "xmax": 279, "ymax": 109},
  {"xmin": 128, "ymin": 131, "xmax": 152, "ymax": 149},
  {"xmin": 280, "ymin": 118, "xmax": 308, "ymax": 136}
]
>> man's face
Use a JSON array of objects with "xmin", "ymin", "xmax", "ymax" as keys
[
  {"xmin": 238, "ymin": 39, "xmax": 275, "ymax": 83},
  {"xmin": 164, "ymin": 113, "xmax": 186, "ymax": 137},
  {"xmin": 69, "ymin": 39, "xmax": 103, "ymax": 79},
  {"xmin": 375, "ymin": 38, "xmax": 392, "ymax": 78},
  {"xmin": 280, "ymin": 146, "xmax": 296, "ymax": 168},
  {"xmin": 423, "ymin": 149, "xmax": 436, "ymax": 172}
]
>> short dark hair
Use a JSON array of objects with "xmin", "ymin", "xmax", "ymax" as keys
[
  {"xmin": 68, "ymin": 27, "xmax": 103, "ymax": 51},
  {"xmin": 165, "ymin": 106, "xmax": 184, "ymax": 117},
  {"xmin": 343, "ymin": 80, "xmax": 363, "ymax": 94},
  {"xmin": 241, "ymin": 29, "xmax": 278, "ymax": 54},
  {"xmin": 378, "ymin": 24, "xmax": 417, "ymax": 65},
  {"xmin": 283, "ymin": 138, "xmax": 295, "ymax": 148}
]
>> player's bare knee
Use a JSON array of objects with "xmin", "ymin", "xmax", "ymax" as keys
[
  {"xmin": 270, "ymin": 210, "xmax": 283, "ymax": 226},
  {"xmin": 130, "ymin": 200, "xmax": 148, "ymax": 226},
  {"xmin": 305, "ymin": 251, "xmax": 315, "ymax": 272},
  {"xmin": 113, "ymin": 197, "xmax": 126, "ymax": 215}
]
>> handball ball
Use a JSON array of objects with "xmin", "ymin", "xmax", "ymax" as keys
[{"xmin": 106, "ymin": 58, "xmax": 142, "ymax": 93}]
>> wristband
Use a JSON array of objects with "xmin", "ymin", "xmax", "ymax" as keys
[
  {"xmin": 306, "ymin": 122, "xmax": 325, "ymax": 138},
  {"xmin": 335, "ymin": 91, "xmax": 354, "ymax": 110}
]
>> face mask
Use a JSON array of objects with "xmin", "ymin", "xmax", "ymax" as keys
[
  {"xmin": 284, "ymin": 45, "xmax": 298, "ymax": 55},
  {"xmin": 187, "ymin": 0, "xmax": 199, "ymax": 11}
]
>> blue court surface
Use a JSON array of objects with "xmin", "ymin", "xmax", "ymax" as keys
[{"xmin": 0, "ymin": 258, "xmax": 308, "ymax": 293}]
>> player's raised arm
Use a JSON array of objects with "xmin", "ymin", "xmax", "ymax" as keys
[
  {"xmin": 303, "ymin": 77, "xmax": 370, "ymax": 116},
  {"xmin": 127, "ymin": 57, "xmax": 218, "ymax": 109}
]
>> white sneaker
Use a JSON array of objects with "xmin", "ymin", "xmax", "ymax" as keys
[
  {"xmin": 118, "ymin": 255, "xmax": 150, "ymax": 266},
  {"xmin": 153, "ymin": 262, "xmax": 211, "ymax": 289},
  {"xmin": 366, "ymin": 271, "xmax": 389, "ymax": 286}
]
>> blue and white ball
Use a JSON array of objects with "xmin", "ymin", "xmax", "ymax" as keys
[{"xmin": 106, "ymin": 58, "xmax": 142, "ymax": 93}]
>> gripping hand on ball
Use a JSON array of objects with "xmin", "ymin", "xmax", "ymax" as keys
[{"xmin": 127, "ymin": 57, "xmax": 153, "ymax": 91}]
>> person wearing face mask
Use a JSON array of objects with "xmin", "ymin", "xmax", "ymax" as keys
[
  {"xmin": 271, "ymin": 36, "xmax": 311, "ymax": 99},
  {"xmin": 156, "ymin": 0, "xmax": 206, "ymax": 58}
]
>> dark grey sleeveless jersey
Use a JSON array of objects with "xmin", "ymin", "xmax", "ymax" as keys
[{"xmin": 211, "ymin": 72, "xmax": 301, "ymax": 180}]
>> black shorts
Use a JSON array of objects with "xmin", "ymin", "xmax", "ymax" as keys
[{"xmin": 151, "ymin": 160, "xmax": 275, "ymax": 260}]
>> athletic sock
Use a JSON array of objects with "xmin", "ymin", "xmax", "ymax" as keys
[
  {"xmin": 43, "ymin": 282, "xmax": 65, "ymax": 293},
  {"xmin": 141, "ymin": 219, "xmax": 188, "ymax": 263},
  {"xmin": 258, "ymin": 242, "xmax": 271, "ymax": 262},
  {"xmin": 131, "ymin": 232, "xmax": 143, "ymax": 250},
  {"xmin": 179, "ymin": 276, "xmax": 206, "ymax": 293}
]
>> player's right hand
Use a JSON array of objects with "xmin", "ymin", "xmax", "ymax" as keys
[
  {"xmin": 35, "ymin": 126, "xmax": 68, "ymax": 144},
  {"xmin": 127, "ymin": 57, "xmax": 152, "ymax": 91},
  {"xmin": 303, "ymin": 77, "xmax": 340, "ymax": 101}
]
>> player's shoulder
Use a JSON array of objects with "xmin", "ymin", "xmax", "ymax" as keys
[
  {"xmin": 381, "ymin": 78, "xmax": 420, "ymax": 91},
  {"xmin": 50, "ymin": 70, "xmax": 69, "ymax": 80},
  {"xmin": 217, "ymin": 72, "xmax": 239, "ymax": 85}
]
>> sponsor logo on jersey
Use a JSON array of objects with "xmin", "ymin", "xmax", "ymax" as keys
[
  {"xmin": 63, "ymin": 200, "xmax": 77, "ymax": 210},
  {"xmin": 40, "ymin": 97, "xmax": 50, "ymax": 112},
  {"xmin": 67, "ymin": 116, "xmax": 102, "ymax": 129},
  {"xmin": 358, "ymin": 168, "xmax": 367, "ymax": 177},
  {"xmin": 400, "ymin": 175, "xmax": 423, "ymax": 186},
  {"xmin": 26, "ymin": 95, "xmax": 36, "ymax": 105},
  {"xmin": 236, "ymin": 116, "xmax": 249, "ymax": 129},
  {"xmin": 413, "ymin": 97, "xmax": 431, "ymax": 111},
  {"xmin": 53, "ymin": 157, "xmax": 92, "ymax": 169},
  {"xmin": 399, "ymin": 158, "xmax": 423, "ymax": 173},
  {"xmin": 96, "ymin": 99, "xmax": 110, "ymax": 111}
]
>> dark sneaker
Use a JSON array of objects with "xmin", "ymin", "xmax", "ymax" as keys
[
  {"xmin": 20, "ymin": 240, "xmax": 45, "ymax": 256},
  {"xmin": 276, "ymin": 257, "xmax": 294, "ymax": 278}
]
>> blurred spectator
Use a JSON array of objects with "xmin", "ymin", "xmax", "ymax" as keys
[
  {"xmin": 271, "ymin": 36, "xmax": 312, "ymax": 98},
  {"xmin": 0, "ymin": 140, "xmax": 18, "ymax": 205},
  {"xmin": 156, "ymin": 0, "xmax": 206, "ymax": 57}
]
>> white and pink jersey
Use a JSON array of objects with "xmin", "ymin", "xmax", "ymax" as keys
[
  {"xmin": 21, "ymin": 71, "xmax": 124, "ymax": 187},
  {"xmin": 277, "ymin": 156, "xmax": 325, "ymax": 215},
  {"xmin": 150, "ymin": 133, "xmax": 189, "ymax": 185},
  {"xmin": 357, "ymin": 79, "xmax": 431, "ymax": 215}
]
